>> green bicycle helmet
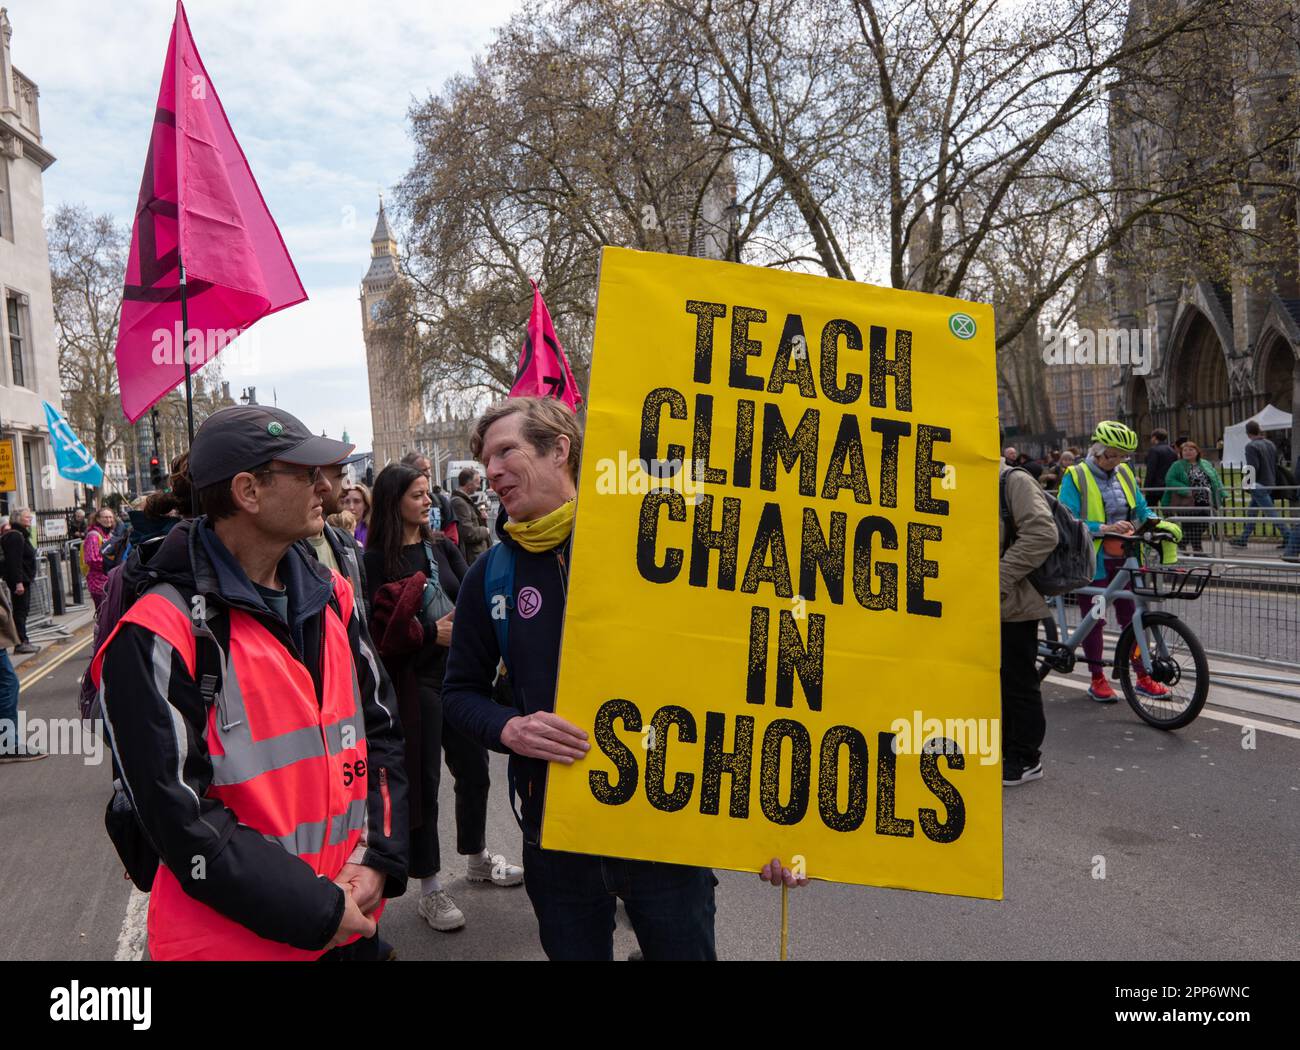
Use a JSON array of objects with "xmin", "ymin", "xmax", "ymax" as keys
[{"xmin": 1091, "ymin": 419, "xmax": 1138, "ymax": 452}]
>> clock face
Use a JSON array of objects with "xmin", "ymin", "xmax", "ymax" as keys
[{"xmin": 370, "ymin": 299, "xmax": 384, "ymax": 321}]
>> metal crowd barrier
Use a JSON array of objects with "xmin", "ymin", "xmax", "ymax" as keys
[{"xmin": 1049, "ymin": 557, "xmax": 1300, "ymax": 678}]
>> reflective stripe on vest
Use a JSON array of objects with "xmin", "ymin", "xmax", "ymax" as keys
[
  {"xmin": 92, "ymin": 569, "xmax": 373, "ymax": 961},
  {"xmin": 1071, "ymin": 461, "xmax": 1138, "ymax": 555}
]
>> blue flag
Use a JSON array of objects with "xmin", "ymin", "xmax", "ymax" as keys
[{"xmin": 43, "ymin": 401, "xmax": 104, "ymax": 488}]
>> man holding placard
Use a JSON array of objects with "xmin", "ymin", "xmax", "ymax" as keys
[{"xmin": 443, "ymin": 396, "xmax": 804, "ymax": 961}]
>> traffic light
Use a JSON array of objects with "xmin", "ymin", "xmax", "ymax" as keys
[{"xmin": 149, "ymin": 455, "xmax": 164, "ymax": 489}]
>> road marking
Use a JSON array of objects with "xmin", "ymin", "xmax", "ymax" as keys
[
  {"xmin": 1045, "ymin": 674, "xmax": 1300, "ymax": 738},
  {"xmin": 115, "ymin": 886, "xmax": 149, "ymax": 961},
  {"xmin": 18, "ymin": 632, "xmax": 95, "ymax": 692}
]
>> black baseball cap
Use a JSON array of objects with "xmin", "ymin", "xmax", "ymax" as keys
[{"xmin": 189, "ymin": 405, "xmax": 355, "ymax": 488}]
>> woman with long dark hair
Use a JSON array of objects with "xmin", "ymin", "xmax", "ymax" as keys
[{"xmin": 364, "ymin": 463, "xmax": 522, "ymax": 933}]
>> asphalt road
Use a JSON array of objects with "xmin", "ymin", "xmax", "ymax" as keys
[{"xmin": 2, "ymin": 626, "xmax": 1296, "ymax": 961}]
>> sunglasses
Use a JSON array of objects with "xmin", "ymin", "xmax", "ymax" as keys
[{"xmin": 258, "ymin": 465, "xmax": 338, "ymax": 485}]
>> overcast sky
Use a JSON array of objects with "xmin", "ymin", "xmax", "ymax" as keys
[{"xmin": 17, "ymin": 0, "xmax": 524, "ymax": 453}]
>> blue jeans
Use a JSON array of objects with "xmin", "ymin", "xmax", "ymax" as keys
[
  {"xmin": 522, "ymin": 843, "xmax": 718, "ymax": 961},
  {"xmin": 1239, "ymin": 489, "xmax": 1291, "ymax": 542},
  {"xmin": 0, "ymin": 649, "xmax": 19, "ymax": 753}
]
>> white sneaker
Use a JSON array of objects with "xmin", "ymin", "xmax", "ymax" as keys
[
  {"xmin": 417, "ymin": 890, "xmax": 465, "ymax": 931},
  {"xmin": 466, "ymin": 851, "xmax": 524, "ymax": 887}
]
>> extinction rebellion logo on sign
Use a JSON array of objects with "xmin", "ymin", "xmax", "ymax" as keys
[
  {"xmin": 543, "ymin": 247, "xmax": 1002, "ymax": 899},
  {"xmin": 948, "ymin": 312, "xmax": 977, "ymax": 339}
]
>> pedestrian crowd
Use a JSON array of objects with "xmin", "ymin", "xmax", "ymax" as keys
[
  {"xmin": 5, "ymin": 400, "xmax": 1292, "ymax": 956},
  {"xmin": 66, "ymin": 400, "xmax": 803, "ymax": 962}
]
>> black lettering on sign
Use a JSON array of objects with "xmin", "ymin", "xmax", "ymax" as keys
[
  {"xmin": 869, "ymin": 327, "xmax": 912, "ymax": 410},
  {"xmin": 733, "ymin": 399, "xmax": 756, "ymax": 488},
  {"xmin": 820, "ymin": 319, "xmax": 864, "ymax": 405},
  {"xmin": 914, "ymin": 424, "xmax": 951, "ymax": 515},
  {"xmin": 746, "ymin": 606, "xmax": 769, "ymax": 705},
  {"xmin": 691, "ymin": 394, "xmax": 728, "ymax": 484},
  {"xmin": 730, "ymin": 306, "xmax": 767, "ymax": 391},
  {"xmin": 636, "ymin": 490, "xmax": 686, "ymax": 584},
  {"xmin": 689, "ymin": 494, "xmax": 741, "ymax": 590},
  {"xmin": 820, "ymin": 413, "xmax": 872, "ymax": 504},
  {"xmin": 589, "ymin": 699, "xmax": 642, "ymax": 805},
  {"xmin": 919, "ymin": 740, "xmax": 966, "ymax": 842},
  {"xmin": 875, "ymin": 731, "xmax": 914, "ymax": 837},
  {"xmin": 767, "ymin": 313, "xmax": 816, "ymax": 397},
  {"xmin": 685, "ymin": 300, "xmax": 726, "ymax": 383},
  {"xmin": 760, "ymin": 403, "xmax": 820, "ymax": 496},
  {"xmin": 906, "ymin": 522, "xmax": 943, "ymax": 618},
  {"xmin": 818, "ymin": 726, "xmax": 868, "ymax": 832},
  {"xmin": 645, "ymin": 705, "xmax": 697, "ymax": 813},
  {"xmin": 759, "ymin": 719, "xmax": 811, "ymax": 825},
  {"xmin": 871, "ymin": 417, "xmax": 911, "ymax": 509},
  {"xmin": 700, "ymin": 712, "xmax": 754, "ymax": 818},
  {"xmin": 775, "ymin": 609, "xmax": 824, "ymax": 711},
  {"xmin": 639, "ymin": 387, "xmax": 687, "ymax": 479},
  {"xmin": 740, "ymin": 502, "xmax": 793, "ymax": 598},
  {"xmin": 798, "ymin": 506, "xmax": 846, "ymax": 605},
  {"xmin": 852, "ymin": 515, "xmax": 898, "ymax": 611}
]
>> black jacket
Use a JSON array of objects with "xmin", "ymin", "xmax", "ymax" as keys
[
  {"xmin": 317, "ymin": 523, "xmax": 370, "ymax": 624},
  {"xmin": 1, "ymin": 526, "xmax": 37, "ymax": 588},
  {"xmin": 442, "ymin": 507, "xmax": 569, "ymax": 841},
  {"xmin": 98, "ymin": 517, "xmax": 409, "ymax": 952},
  {"xmin": 1145, "ymin": 443, "xmax": 1178, "ymax": 491}
]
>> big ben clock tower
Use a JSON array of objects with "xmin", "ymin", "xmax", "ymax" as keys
[{"xmin": 360, "ymin": 195, "xmax": 422, "ymax": 468}]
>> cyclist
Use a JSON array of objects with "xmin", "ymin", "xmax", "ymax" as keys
[{"xmin": 1057, "ymin": 420, "xmax": 1180, "ymax": 703}]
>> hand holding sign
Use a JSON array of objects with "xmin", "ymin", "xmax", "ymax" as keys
[
  {"xmin": 759, "ymin": 856, "xmax": 810, "ymax": 888},
  {"xmin": 502, "ymin": 711, "xmax": 590, "ymax": 764}
]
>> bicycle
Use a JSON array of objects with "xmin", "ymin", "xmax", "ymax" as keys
[{"xmin": 1036, "ymin": 524, "xmax": 1212, "ymax": 730}]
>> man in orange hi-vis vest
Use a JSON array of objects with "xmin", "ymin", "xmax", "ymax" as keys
[{"xmin": 92, "ymin": 406, "xmax": 409, "ymax": 961}]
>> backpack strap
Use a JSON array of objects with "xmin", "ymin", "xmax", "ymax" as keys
[
  {"xmin": 1000, "ymin": 467, "xmax": 1032, "ymax": 553},
  {"xmin": 483, "ymin": 543, "xmax": 517, "ymax": 673},
  {"xmin": 150, "ymin": 582, "xmax": 232, "ymax": 728},
  {"xmin": 480, "ymin": 543, "xmax": 530, "ymax": 840}
]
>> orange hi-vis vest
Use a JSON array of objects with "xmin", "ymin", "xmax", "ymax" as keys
[{"xmin": 91, "ymin": 572, "xmax": 388, "ymax": 961}]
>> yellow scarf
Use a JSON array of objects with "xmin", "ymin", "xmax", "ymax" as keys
[{"xmin": 504, "ymin": 498, "xmax": 576, "ymax": 553}]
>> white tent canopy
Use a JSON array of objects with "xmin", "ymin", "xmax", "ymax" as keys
[{"xmin": 1221, "ymin": 404, "xmax": 1293, "ymax": 466}]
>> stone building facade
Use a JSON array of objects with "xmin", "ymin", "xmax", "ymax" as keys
[
  {"xmin": 1107, "ymin": 0, "xmax": 1299, "ymax": 462},
  {"xmin": 0, "ymin": 9, "xmax": 76, "ymax": 512}
]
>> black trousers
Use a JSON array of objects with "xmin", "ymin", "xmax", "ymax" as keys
[
  {"xmin": 409, "ymin": 686, "xmax": 491, "ymax": 879},
  {"xmin": 11, "ymin": 586, "xmax": 30, "ymax": 644},
  {"xmin": 1001, "ymin": 618, "xmax": 1045, "ymax": 771}
]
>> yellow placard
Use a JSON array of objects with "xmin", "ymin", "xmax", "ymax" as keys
[
  {"xmin": 542, "ymin": 246, "xmax": 1002, "ymax": 898},
  {"xmin": 0, "ymin": 439, "xmax": 15, "ymax": 493}
]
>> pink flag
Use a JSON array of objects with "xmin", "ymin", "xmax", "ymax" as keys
[
  {"xmin": 509, "ymin": 280, "xmax": 583, "ymax": 411},
  {"xmin": 115, "ymin": 1, "xmax": 306, "ymax": 422}
]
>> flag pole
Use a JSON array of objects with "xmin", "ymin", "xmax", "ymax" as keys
[{"xmin": 178, "ymin": 254, "xmax": 196, "ymax": 445}]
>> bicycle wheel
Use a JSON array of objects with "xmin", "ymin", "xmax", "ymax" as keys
[
  {"xmin": 1037, "ymin": 617, "xmax": 1058, "ymax": 682},
  {"xmin": 1114, "ymin": 611, "xmax": 1209, "ymax": 730}
]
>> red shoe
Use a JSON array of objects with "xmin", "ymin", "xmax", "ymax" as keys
[
  {"xmin": 1088, "ymin": 674, "xmax": 1117, "ymax": 703},
  {"xmin": 1135, "ymin": 674, "xmax": 1171, "ymax": 699}
]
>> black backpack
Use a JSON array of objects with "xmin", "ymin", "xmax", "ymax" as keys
[
  {"xmin": 1000, "ymin": 467, "xmax": 1096, "ymax": 596},
  {"xmin": 102, "ymin": 585, "xmax": 227, "ymax": 892}
]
